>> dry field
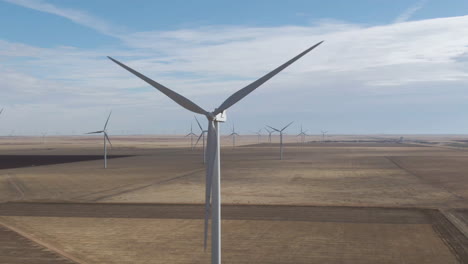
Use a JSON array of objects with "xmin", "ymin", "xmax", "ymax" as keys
[{"xmin": 0, "ymin": 135, "xmax": 467, "ymax": 263}]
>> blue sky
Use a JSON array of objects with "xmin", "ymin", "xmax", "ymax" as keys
[{"xmin": 1, "ymin": 0, "xmax": 468, "ymax": 135}]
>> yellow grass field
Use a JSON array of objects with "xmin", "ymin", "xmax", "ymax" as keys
[{"xmin": 0, "ymin": 135, "xmax": 467, "ymax": 263}]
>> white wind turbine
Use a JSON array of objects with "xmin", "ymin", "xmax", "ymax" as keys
[
  {"xmin": 264, "ymin": 127, "xmax": 276, "ymax": 143},
  {"xmin": 108, "ymin": 40, "xmax": 323, "ymax": 264},
  {"xmin": 267, "ymin": 121, "xmax": 294, "ymax": 160},
  {"xmin": 86, "ymin": 111, "xmax": 113, "ymax": 168},
  {"xmin": 41, "ymin": 132, "xmax": 47, "ymax": 145},
  {"xmin": 229, "ymin": 124, "xmax": 239, "ymax": 149},
  {"xmin": 194, "ymin": 116, "xmax": 208, "ymax": 163},
  {"xmin": 297, "ymin": 124, "xmax": 309, "ymax": 144},
  {"xmin": 186, "ymin": 123, "xmax": 197, "ymax": 150},
  {"xmin": 255, "ymin": 128, "xmax": 263, "ymax": 144},
  {"xmin": 321, "ymin": 130, "xmax": 328, "ymax": 142}
]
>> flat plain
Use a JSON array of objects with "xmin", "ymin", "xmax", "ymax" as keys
[{"xmin": 0, "ymin": 134, "xmax": 467, "ymax": 263}]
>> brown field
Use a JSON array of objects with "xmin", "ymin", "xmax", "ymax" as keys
[{"xmin": 0, "ymin": 134, "xmax": 467, "ymax": 263}]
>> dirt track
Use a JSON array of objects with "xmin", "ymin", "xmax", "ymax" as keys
[
  {"xmin": 0, "ymin": 202, "xmax": 432, "ymax": 223},
  {"xmin": 0, "ymin": 224, "xmax": 77, "ymax": 264}
]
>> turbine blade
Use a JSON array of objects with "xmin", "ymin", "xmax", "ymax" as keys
[
  {"xmin": 195, "ymin": 116, "xmax": 203, "ymax": 131},
  {"xmin": 86, "ymin": 131, "xmax": 104, "ymax": 134},
  {"xmin": 281, "ymin": 121, "xmax": 294, "ymax": 131},
  {"xmin": 0, "ymin": 108, "xmax": 3, "ymax": 115},
  {"xmin": 266, "ymin": 125, "xmax": 280, "ymax": 132},
  {"xmin": 104, "ymin": 111, "xmax": 112, "ymax": 130},
  {"xmin": 105, "ymin": 132, "xmax": 113, "ymax": 148},
  {"xmin": 214, "ymin": 41, "xmax": 323, "ymax": 115},
  {"xmin": 194, "ymin": 133, "xmax": 203, "ymax": 147},
  {"xmin": 108, "ymin": 57, "xmax": 208, "ymax": 115}
]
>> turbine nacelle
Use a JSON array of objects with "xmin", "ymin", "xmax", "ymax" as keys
[{"xmin": 214, "ymin": 110, "xmax": 227, "ymax": 122}]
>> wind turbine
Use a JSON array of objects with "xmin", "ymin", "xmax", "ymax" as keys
[
  {"xmin": 194, "ymin": 116, "xmax": 208, "ymax": 163},
  {"xmin": 267, "ymin": 121, "xmax": 294, "ymax": 160},
  {"xmin": 321, "ymin": 130, "xmax": 328, "ymax": 142},
  {"xmin": 255, "ymin": 128, "xmax": 263, "ymax": 144},
  {"xmin": 186, "ymin": 123, "xmax": 197, "ymax": 150},
  {"xmin": 229, "ymin": 124, "xmax": 239, "ymax": 149},
  {"xmin": 86, "ymin": 111, "xmax": 112, "ymax": 168},
  {"xmin": 297, "ymin": 124, "xmax": 309, "ymax": 144},
  {"xmin": 264, "ymin": 127, "xmax": 276, "ymax": 143},
  {"xmin": 41, "ymin": 132, "xmax": 47, "ymax": 145},
  {"xmin": 108, "ymin": 40, "xmax": 323, "ymax": 264}
]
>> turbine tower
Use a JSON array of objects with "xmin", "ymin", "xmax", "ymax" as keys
[
  {"xmin": 108, "ymin": 40, "xmax": 323, "ymax": 264},
  {"xmin": 297, "ymin": 124, "xmax": 308, "ymax": 144},
  {"xmin": 229, "ymin": 124, "xmax": 239, "ymax": 149},
  {"xmin": 194, "ymin": 116, "xmax": 208, "ymax": 163},
  {"xmin": 186, "ymin": 123, "xmax": 197, "ymax": 150},
  {"xmin": 86, "ymin": 111, "xmax": 112, "ymax": 168},
  {"xmin": 267, "ymin": 121, "xmax": 294, "ymax": 160}
]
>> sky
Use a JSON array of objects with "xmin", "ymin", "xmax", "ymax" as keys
[{"xmin": 1, "ymin": 0, "xmax": 468, "ymax": 135}]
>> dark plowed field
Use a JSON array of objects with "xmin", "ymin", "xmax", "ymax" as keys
[
  {"xmin": 0, "ymin": 225, "xmax": 76, "ymax": 264},
  {"xmin": 0, "ymin": 155, "xmax": 132, "ymax": 169},
  {"xmin": 0, "ymin": 202, "xmax": 436, "ymax": 223}
]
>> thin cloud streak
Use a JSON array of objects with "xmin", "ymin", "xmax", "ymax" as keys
[
  {"xmin": 3, "ymin": 0, "xmax": 123, "ymax": 37},
  {"xmin": 394, "ymin": 0, "xmax": 427, "ymax": 23}
]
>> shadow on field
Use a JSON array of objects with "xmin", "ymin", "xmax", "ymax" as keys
[{"xmin": 0, "ymin": 155, "xmax": 133, "ymax": 170}]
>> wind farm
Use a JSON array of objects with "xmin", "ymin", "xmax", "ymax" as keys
[{"xmin": 1, "ymin": 1, "xmax": 468, "ymax": 264}]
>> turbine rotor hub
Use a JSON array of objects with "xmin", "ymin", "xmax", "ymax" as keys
[{"xmin": 208, "ymin": 110, "xmax": 227, "ymax": 122}]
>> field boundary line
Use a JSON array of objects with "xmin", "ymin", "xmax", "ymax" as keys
[
  {"xmin": 74, "ymin": 168, "xmax": 205, "ymax": 202},
  {"xmin": 7, "ymin": 174, "xmax": 25, "ymax": 200},
  {"xmin": 0, "ymin": 216, "xmax": 87, "ymax": 264},
  {"xmin": 440, "ymin": 209, "xmax": 468, "ymax": 239},
  {"xmin": 428, "ymin": 210, "xmax": 468, "ymax": 263},
  {"xmin": 385, "ymin": 156, "xmax": 466, "ymax": 201}
]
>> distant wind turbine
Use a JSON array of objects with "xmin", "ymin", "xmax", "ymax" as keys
[
  {"xmin": 321, "ymin": 130, "xmax": 328, "ymax": 142},
  {"xmin": 267, "ymin": 121, "xmax": 294, "ymax": 160},
  {"xmin": 186, "ymin": 123, "xmax": 197, "ymax": 150},
  {"xmin": 229, "ymin": 124, "xmax": 239, "ymax": 149},
  {"xmin": 86, "ymin": 111, "xmax": 112, "ymax": 168},
  {"xmin": 297, "ymin": 124, "xmax": 309, "ymax": 144},
  {"xmin": 194, "ymin": 116, "xmax": 208, "ymax": 163},
  {"xmin": 108, "ymin": 40, "xmax": 323, "ymax": 264},
  {"xmin": 264, "ymin": 127, "xmax": 276, "ymax": 143},
  {"xmin": 255, "ymin": 128, "xmax": 263, "ymax": 144},
  {"xmin": 41, "ymin": 132, "xmax": 47, "ymax": 145}
]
